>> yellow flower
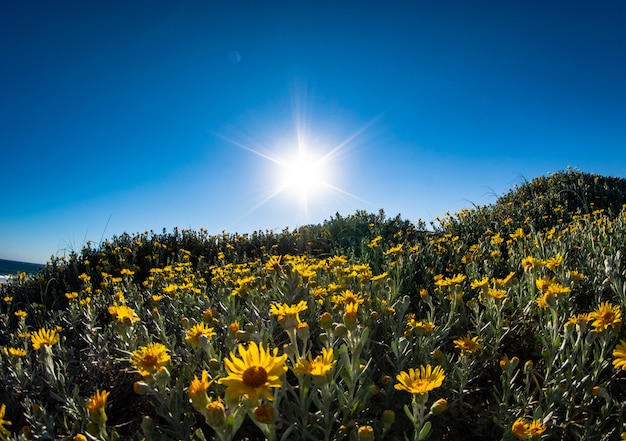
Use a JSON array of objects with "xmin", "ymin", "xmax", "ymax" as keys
[
  {"xmin": 86, "ymin": 390, "xmax": 109, "ymax": 424},
  {"xmin": 31, "ymin": 328, "xmax": 60, "ymax": 350},
  {"xmin": 189, "ymin": 370, "xmax": 215, "ymax": 413},
  {"xmin": 470, "ymin": 276, "xmax": 489, "ymax": 290},
  {"xmin": 545, "ymin": 254, "xmax": 564, "ymax": 270},
  {"xmin": 613, "ymin": 340, "xmax": 626, "ymax": 370},
  {"xmin": 394, "ymin": 364, "xmax": 445, "ymax": 395},
  {"xmin": 435, "ymin": 273, "xmax": 466, "ymax": 287},
  {"xmin": 185, "ymin": 323, "xmax": 216, "ymax": 348},
  {"xmin": 589, "ymin": 301, "xmax": 622, "ymax": 332},
  {"xmin": 453, "ymin": 334, "xmax": 483, "ymax": 353},
  {"xmin": 7, "ymin": 348, "xmax": 26, "ymax": 357},
  {"xmin": 130, "ymin": 343, "xmax": 171, "ymax": 377},
  {"xmin": 74, "ymin": 435, "xmax": 87, "ymax": 441},
  {"xmin": 269, "ymin": 301, "xmax": 307, "ymax": 329},
  {"xmin": 218, "ymin": 342, "xmax": 287, "ymax": 403},
  {"xmin": 512, "ymin": 418, "xmax": 528, "ymax": 439},
  {"xmin": 367, "ymin": 235, "xmax": 382, "ymax": 248},
  {"xmin": 331, "ymin": 289, "xmax": 365, "ymax": 307},
  {"xmin": 108, "ymin": 305, "xmax": 140, "ymax": 325},
  {"xmin": 487, "ymin": 288, "xmax": 507, "ymax": 300},
  {"xmin": 406, "ymin": 318, "xmax": 435, "ymax": 335},
  {"xmin": 357, "ymin": 425, "xmax": 374, "ymax": 441},
  {"xmin": 14, "ymin": 310, "xmax": 27, "ymax": 318},
  {"xmin": 521, "ymin": 256, "xmax": 545, "ymax": 271},
  {"xmin": 293, "ymin": 347, "xmax": 335, "ymax": 383},
  {"xmin": 0, "ymin": 403, "xmax": 12, "ymax": 440},
  {"xmin": 512, "ymin": 417, "xmax": 546, "ymax": 439}
]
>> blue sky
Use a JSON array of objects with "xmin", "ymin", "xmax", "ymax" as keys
[{"xmin": 1, "ymin": 0, "xmax": 625, "ymax": 264}]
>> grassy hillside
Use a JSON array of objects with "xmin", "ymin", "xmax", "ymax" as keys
[{"xmin": 1, "ymin": 169, "xmax": 625, "ymax": 441}]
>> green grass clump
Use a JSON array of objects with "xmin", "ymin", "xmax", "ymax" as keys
[{"xmin": 1, "ymin": 168, "xmax": 625, "ymax": 441}]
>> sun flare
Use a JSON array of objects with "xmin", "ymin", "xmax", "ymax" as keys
[{"xmin": 279, "ymin": 149, "xmax": 329, "ymax": 201}]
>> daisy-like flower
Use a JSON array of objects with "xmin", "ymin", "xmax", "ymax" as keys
[
  {"xmin": 545, "ymin": 254, "xmax": 564, "ymax": 271},
  {"xmin": 130, "ymin": 342, "xmax": 171, "ymax": 377},
  {"xmin": 218, "ymin": 341, "xmax": 287, "ymax": 403},
  {"xmin": 470, "ymin": 276, "xmax": 489, "ymax": 290},
  {"xmin": 185, "ymin": 323, "xmax": 216, "ymax": 348},
  {"xmin": 613, "ymin": 340, "xmax": 626, "ymax": 370},
  {"xmin": 270, "ymin": 301, "xmax": 307, "ymax": 329},
  {"xmin": 521, "ymin": 256, "xmax": 545, "ymax": 271},
  {"xmin": 31, "ymin": 328, "xmax": 60, "ymax": 351},
  {"xmin": 435, "ymin": 273, "xmax": 467, "ymax": 287},
  {"xmin": 108, "ymin": 305, "xmax": 140, "ymax": 325},
  {"xmin": 7, "ymin": 348, "xmax": 26, "ymax": 358},
  {"xmin": 86, "ymin": 390, "xmax": 109, "ymax": 424},
  {"xmin": 406, "ymin": 317, "xmax": 435, "ymax": 335},
  {"xmin": 487, "ymin": 288, "xmax": 507, "ymax": 301},
  {"xmin": 511, "ymin": 417, "xmax": 546, "ymax": 439},
  {"xmin": 293, "ymin": 347, "xmax": 335, "ymax": 384},
  {"xmin": 589, "ymin": 301, "xmax": 622, "ymax": 332},
  {"xmin": 188, "ymin": 370, "xmax": 215, "ymax": 413},
  {"xmin": 331, "ymin": 289, "xmax": 365, "ymax": 308},
  {"xmin": 453, "ymin": 334, "xmax": 483, "ymax": 353},
  {"xmin": 0, "ymin": 403, "xmax": 12, "ymax": 440},
  {"xmin": 394, "ymin": 364, "xmax": 445, "ymax": 396}
]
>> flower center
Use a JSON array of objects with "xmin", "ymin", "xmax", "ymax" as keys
[
  {"xmin": 600, "ymin": 311, "xmax": 615, "ymax": 323},
  {"xmin": 142, "ymin": 354, "xmax": 159, "ymax": 367},
  {"xmin": 242, "ymin": 366, "xmax": 268, "ymax": 388}
]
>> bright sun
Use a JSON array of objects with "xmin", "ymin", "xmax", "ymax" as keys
[{"xmin": 279, "ymin": 149, "xmax": 328, "ymax": 201}]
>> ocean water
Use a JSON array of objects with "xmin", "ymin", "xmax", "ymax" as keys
[{"xmin": 0, "ymin": 258, "xmax": 44, "ymax": 276}]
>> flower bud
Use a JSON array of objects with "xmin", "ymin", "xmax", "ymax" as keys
[
  {"xmin": 431, "ymin": 349, "xmax": 443, "ymax": 362},
  {"xmin": 334, "ymin": 323, "xmax": 348, "ymax": 338},
  {"xmin": 253, "ymin": 403, "xmax": 275, "ymax": 424},
  {"xmin": 141, "ymin": 416, "xmax": 153, "ymax": 434},
  {"xmin": 357, "ymin": 425, "xmax": 374, "ymax": 441},
  {"xmin": 205, "ymin": 398, "xmax": 227, "ymax": 428},
  {"xmin": 430, "ymin": 398, "xmax": 448, "ymax": 415},
  {"xmin": 320, "ymin": 312, "xmax": 333, "ymax": 329},
  {"xmin": 235, "ymin": 330, "xmax": 250, "ymax": 342},
  {"xmin": 524, "ymin": 360, "xmax": 534, "ymax": 374},
  {"xmin": 133, "ymin": 381, "xmax": 154, "ymax": 395},
  {"xmin": 200, "ymin": 357, "xmax": 216, "ymax": 370},
  {"xmin": 382, "ymin": 409, "xmax": 395, "ymax": 426},
  {"xmin": 380, "ymin": 375, "xmax": 392, "ymax": 386},
  {"xmin": 296, "ymin": 322, "xmax": 310, "ymax": 341}
]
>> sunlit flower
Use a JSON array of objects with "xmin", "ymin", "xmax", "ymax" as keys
[
  {"xmin": 86, "ymin": 390, "xmax": 109, "ymax": 424},
  {"xmin": 293, "ymin": 347, "xmax": 335, "ymax": 384},
  {"xmin": 185, "ymin": 323, "xmax": 216, "ymax": 348},
  {"xmin": 357, "ymin": 425, "xmax": 374, "ymax": 441},
  {"xmin": 511, "ymin": 417, "xmax": 546, "ymax": 439},
  {"xmin": 493, "ymin": 271, "xmax": 516, "ymax": 288},
  {"xmin": 14, "ymin": 310, "xmax": 27, "ymax": 318},
  {"xmin": 470, "ymin": 276, "xmax": 489, "ymax": 290},
  {"xmin": 270, "ymin": 301, "xmax": 307, "ymax": 329},
  {"xmin": 367, "ymin": 235, "xmax": 382, "ymax": 249},
  {"xmin": 383, "ymin": 243, "xmax": 403, "ymax": 256},
  {"xmin": 108, "ymin": 305, "xmax": 140, "ymax": 325},
  {"xmin": 535, "ymin": 276, "xmax": 555, "ymax": 292},
  {"xmin": 589, "ymin": 301, "xmax": 622, "ymax": 332},
  {"xmin": 435, "ymin": 273, "xmax": 467, "ymax": 287},
  {"xmin": 521, "ymin": 256, "xmax": 545, "ymax": 271},
  {"xmin": 545, "ymin": 254, "xmax": 564, "ymax": 270},
  {"xmin": 331, "ymin": 289, "xmax": 365, "ymax": 308},
  {"xmin": 189, "ymin": 370, "xmax": 215, "ymax": 413},
  {"xmin": 130, "ymin": 342, "xmax": 171, "ymax": 377},
  {"xmin": 7, "ymin": 348, "xmax": 26, "ymax": 358},
  {"xmin": 218, "ymin": 341, "xmax": 287, "ymax": 403},
  {"xmin": 613, "ymin": 340, "xmax": 626, "ymax": 370},
  {"xmin": 31, "ymin": 328, "xmax": 60, "ymax": 351},
  {"xmin": 453, "ymin": 334, "xmax": 483, "ymax": 353},
  {"xmin": 487, "ymin": 288, "xmax": 507, "ymax": 300},
  {"xmin": 406, "ymin": 317, "xmax": 435, "ymax": 335},
  {"xmin": 394, "ymin": 364, "xmax": 445, "ymax": 395}
]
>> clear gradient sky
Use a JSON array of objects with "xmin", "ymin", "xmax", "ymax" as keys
[{"xmin": 1, "ymin": 1, "xmax": 625, "ymax": 264}]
